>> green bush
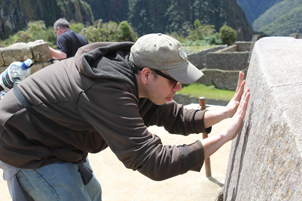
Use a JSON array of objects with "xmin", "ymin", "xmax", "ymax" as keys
[
  {"xmin": 219, "ymin": 25, "xmax": 237, "ymax": 45},
  {"xmin": 204, "ymin": 34, "xmax": 222, "ymax": 45},
  {"xmin": 69, "ymin": 22, "xmax": 86, "ymax": 33},
  {"xmin": 117, "ymin": 21, "xmax": 137, "ymax": 42},
  {"xmin": 188, "ymin": 20, "xmax": 216, "ymax": 41}
]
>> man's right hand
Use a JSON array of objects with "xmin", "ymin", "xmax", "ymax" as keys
[{"xmin": 201, "ymin": 87, "xmax": 250, "ymax": 159}]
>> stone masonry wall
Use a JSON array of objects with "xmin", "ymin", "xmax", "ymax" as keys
[
  {"xmin": 187, "ymin": 45, "xmax": 226, "ymax": 69},
  {"xmin": 223, "ymin": 37, "xmax": 302, "ymax": 201},
  {"xmin": 197, "ymin": 68, "xmax": 247, "ymax": 91},
  {"xmin": 0, "ymin": 42, "xmax": 51, "ymax": 75},
  {"xmin": 206, "ymin": 41, "xmax": 251, "ymax": 71}
]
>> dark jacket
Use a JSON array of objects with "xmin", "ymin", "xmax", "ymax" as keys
[{"xmin": 0, "ymin": 42, "xmax": 211, "ymax": 181}]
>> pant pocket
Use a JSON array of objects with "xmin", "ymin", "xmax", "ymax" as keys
[{"xmin": 16, "ymin": 170, "xmax": 34, "ymax": 192}]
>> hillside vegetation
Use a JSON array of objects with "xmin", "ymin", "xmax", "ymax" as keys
[
  {"xmin": 0, "ymin": 0, "xmax": 253, "ymax": 41},
  {"xmin": 86, "ymin": 0, "xmax": 253, "ymax": 41},
  {"xmin": 252, "ymin": 0, "xmax": 302, "ymax": 36},
  {"xmin": 237, "ymin": 0, "xmax": 302, "ymax": 36},
  {"xmin": 236, "ymin": 0, "xmax": 282, "ymax": 24},
  {"xmin": 0, "ymin": 20, "xmax": 238, "ymax": 49}
]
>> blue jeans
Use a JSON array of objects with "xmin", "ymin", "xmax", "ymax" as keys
[{"xmin": 16, "ymin": 160, "xmax": 102, "ymax": 201}]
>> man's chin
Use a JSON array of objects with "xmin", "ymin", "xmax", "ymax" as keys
[{"xmin": 151, "ymin": 99, "xmax": 171, "ymax": 106}]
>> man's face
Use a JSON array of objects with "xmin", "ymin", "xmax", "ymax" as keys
[
  {"xmin": 54, "ymin": 27, "xmax": 64, "ymax": 37},
  {"xmin": 145, "ymin": 70, "xmax": 182, "ymax": 105}
]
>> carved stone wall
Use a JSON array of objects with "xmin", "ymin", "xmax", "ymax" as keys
[
  {"xmin": 196, "ymin": 68, "xmax": 247, "ymax": 91},
  {"xmin": 224, "ymin": 37, "xmax": 302, "ymax": 201},
  {"xmin": 187, "ymin": 45, "xmax": 227, "ymax": 69},
  {"xmin": 206, "ymin": 41, "xmax": 251, "ymax": 71},
  {"xmin": 0, "ymin": 42, "xmax": 51, "ymax": 75}
]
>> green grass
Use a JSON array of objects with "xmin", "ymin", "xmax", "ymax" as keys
[
  {"xmin": 177, "ymin": 83, "xmax": 235, "ymax": 101},
  {"xmin": 183, "ymin": 45, "xmax": 218, "ymax": 54}
]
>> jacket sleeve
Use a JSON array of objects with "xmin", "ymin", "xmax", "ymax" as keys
[
  {"xmin": 77, "ymin": 81, "xmax": 205, "ymax": 181},
  {"xmin": 142, "ymin": 100, "xmax": 212, "ymax": 135}
]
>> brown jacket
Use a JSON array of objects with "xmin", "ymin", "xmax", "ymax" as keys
[{"xmin": 0, "ymin": 42, "xmax": 211, "ymax": 181}]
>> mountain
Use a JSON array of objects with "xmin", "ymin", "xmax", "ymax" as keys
[
  {"xmin": 0, "ymin": 0, "xmax": 253, "ymax": 41},
  {"xmin": 85, "ymin": 0, "xmax": 254, "ymax": 41},
  {"xmin": 0, "ymin": 0, "xmax": 94, "ymax": 40},
  {"xmin": 237, "ymin": 0, "xmax": 302, "ymax": 36},
  {"xmin": 256, "ymin": 7, "xmax": 302, "ymax": 36},
  {"xmin": 252, "ymin": 0, "xmax": 302, "ymax": 35},
  {"xmin": 236, "ymin": 0, "xmax": 282, "ymax": 24}
]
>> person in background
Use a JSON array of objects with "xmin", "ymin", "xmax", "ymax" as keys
[
  {"xmin": 36, "ymin": 18, "xmax": 88, "ymax": 60},
  {"xmin": 0, "ymin": 33, "xmax": 250, "ymax": 201}
]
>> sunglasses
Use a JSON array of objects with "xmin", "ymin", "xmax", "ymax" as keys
[
  {"xmin": 152, "ymin": 69, "xmax": 180, "ymax": 88},
  {"xmin": 130, "ymin": 62, "xmax": 180, "ymax": 88}
]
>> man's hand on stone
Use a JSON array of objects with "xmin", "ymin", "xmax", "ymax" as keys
[
  {"xmin": 224, "ymin": 87, "xmax": 250, "ymax": 141},
  {"xmin": 225, "ymin": 71, "xmax": 246, "ymax": 118},
  {"xmin": 201, "ymin": 87, "xmax": 250, "ymax": 159}
]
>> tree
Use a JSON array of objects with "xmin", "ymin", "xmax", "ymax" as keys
[
  {"xmin": 219, "ymin": 25, "xmax": 237, "ymax": 45},
  {"xmin": 117, "ymin": 21, "xmax": 137, "ymax": 42}
]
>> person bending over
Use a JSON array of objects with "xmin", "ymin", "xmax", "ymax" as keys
[{"xmin": 0, "ymin": 33, "xmax": 250, "ymax": 201}]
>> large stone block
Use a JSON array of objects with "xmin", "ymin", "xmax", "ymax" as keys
[
  {"xmin": 27, "ymin": 41, "xmax": 50, "ymax": 62},
  {"xmin": 224, "ymin": 37, "xmax": 302, "ymax": 200},
  {"xmin": 1, "ymin": 42, "xmax": 32, "ymax": 65}
]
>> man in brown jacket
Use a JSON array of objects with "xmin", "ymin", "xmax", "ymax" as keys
[{"xmin": 0, "ymin": 33, "xmax": 250, "ymax": 201}]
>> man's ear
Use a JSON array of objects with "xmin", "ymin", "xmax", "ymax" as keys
[{"xmin": 141, "ymin": 68, "xmax": 152, "ymax": 85}]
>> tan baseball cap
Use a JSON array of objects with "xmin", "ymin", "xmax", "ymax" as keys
[{"xmin": 129, "ymin": 33, "xmax": 203, "ymax": 84}]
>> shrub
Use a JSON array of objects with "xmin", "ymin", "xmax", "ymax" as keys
[
  {"xmin": 117, "ymin": 21, "xmax": 137, "ymax": 42},
  {"xmin": 219, "ymin": 25, "xmax": 237, "ymax": 45}
]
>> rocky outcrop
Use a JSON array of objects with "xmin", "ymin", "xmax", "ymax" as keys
[
  {"xmin": 0, "ymin": 0, "xmax": 94, "ymax": 40},
  {"xmin": 224, "ymin": 37, "xmax": 302, "ymax": 200}
]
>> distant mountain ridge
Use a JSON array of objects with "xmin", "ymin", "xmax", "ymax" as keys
[
  {"xmin": 237, "ymin": 0, "xmax": 302, "ymax": 36},
  {"xmin": 236, "ymin": 0, "xmax": 282, "ymax": 24},
  {"xmin": 253, "ymin": 0, "xmax": 302, "ymax": 36}
]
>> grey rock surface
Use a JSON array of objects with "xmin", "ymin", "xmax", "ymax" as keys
[
  {"xmin": 1, "ymin": 42, "xmax": 32, "ymax": 65},
  {"xmin": 0, "ymin": 41, "xmax": 50, "ymax": 68},
  {"xmin": 27, "ymin": 41, "xmax": 50, "ymax": 62},
  {"xmin": 224, "ymin": 37, "xmax": 302, "ymax": 201}
]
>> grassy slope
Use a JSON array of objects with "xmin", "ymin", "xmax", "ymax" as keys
[{"xmin": 177, "ymin": 83, "xmax": 235, "ymax": 101}]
